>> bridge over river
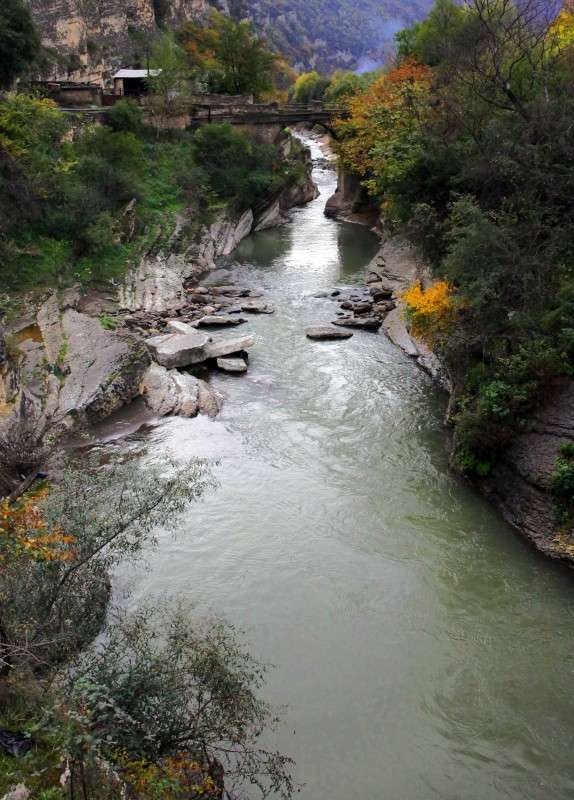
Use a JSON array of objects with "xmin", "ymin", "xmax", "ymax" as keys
[{"xmin": 60, "ymin": 100, "xmax": 347, "ymax": 136}]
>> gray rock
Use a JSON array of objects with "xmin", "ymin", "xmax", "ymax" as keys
[
  {"xmin": 333, "ymin": 316, "xmax": 382, "ymax": 331},
  {"xmin": 146, "ymin": 332, "xmax": 210, "ymax": 368},
  {"xmin": 352, "ymin": 301, "xmax": 373, "ymax": 314},
  {"xmin": 196, "ymin": 315, "xmax": 246, "ymax": 327},
  {"xmin": 241, "ymin": 301, "xmax": 274, "ymax": 314},
  {"xmin": 198, "ymin": 380, "xmax": 224, "ymax": 417},
  {"xmin": 306, "ymin": 325, "xmax": 354, "ymax": 340},
  {"xmin": 166, "ymin": 320, "xmax": 197, "ymax": 335},
  {"xmin": 141, "ymin": 363, "xmax": 200, "ymax": 417},
  {"xmin": 2, "ymin": 784, "xmax": 31, "ymax": 800},
  {"xmin": 204, "ymin": 334, "xmax": 255, "ymax": 360},
  {"xmin": 35, "ymin": 298, "xmax": 150, "ymax": 423},
  {"xmin": 216, "ymin": 357, "xmax": 248, "ymax": 373}
]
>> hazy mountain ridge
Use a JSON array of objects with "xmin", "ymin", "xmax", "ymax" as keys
[{"xmin": 220, "ymin": 0, "xmax": 435, "ymax": 71}]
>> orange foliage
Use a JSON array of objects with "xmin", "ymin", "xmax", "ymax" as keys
[
  {"xmin": 402, "ymin": 280, "xmax": 456, "ymax": 345},
  {"xmin": 335, "ymin": 59, "xmax": 433, "ymax": 182},
  {"xmin": 119, "ymin": 752, "xmax": 220, "ymax": 799},
  {"xmin": 0, "ymin": 490, "xmax": 75, "ymax": 563}
]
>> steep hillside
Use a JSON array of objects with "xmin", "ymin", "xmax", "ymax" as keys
[
  {"xmin": 26, "ymin": 0, "xmax": 214, "ymax": 83},
  {"xmin": 223, "ymin": 0, "xmax": 435, "ymax": 72},
  {"xmin": 27, "ymin": 0, "xmax": 434, "ymax": 83}
]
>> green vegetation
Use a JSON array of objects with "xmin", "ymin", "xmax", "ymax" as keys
[
  {"xmin": 220, "ymin": 0, "xmax": 434, "ymax": 72},
  {"xmin": 0, "ymin": 428, "xmax": 295, "ymax": 799},
  {"xmin": 552, "ymin": 443, "xmax": 574, "ymax": 517},
  {"xmin": 335, "ymin": 0, "xmax": 574, "ymax": 475},
  {"xmin": 0, "ymin": 0, "xmax": 40, "ymax": 89},
  {"xmin": 0, "ymin": 93, "xmax": 302, "ymax": 291},
  {"xmin": 181, "ymin": 11, "xmax": 277, "ymax": 98}
]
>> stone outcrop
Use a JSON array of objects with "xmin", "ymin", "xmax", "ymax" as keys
[
  {"xmin": 478, "ymin": 381, "xmax": 574, "ymax": 563},
  {"xmin": 26, "ymin": 0, "xmax": 210, "ymax": 85},
  {"xmin": 324, "ymin": 166, "xmax": 378, "ymax": 226},
  {"xmin": 119, "ymin": 209, "xmax": 255, "ymax": 315},
  {"xmin": 8, "ymin": 291, "xmax": 151, "ymax": 426}
]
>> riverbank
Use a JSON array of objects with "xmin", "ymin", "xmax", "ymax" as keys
[{"xmin": 0, "ymin": 128, "xmax": 317, "ymax": 434}]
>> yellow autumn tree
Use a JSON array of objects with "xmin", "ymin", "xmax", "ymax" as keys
[{"xmin": 402, "ymin": 280, "xmax": 456, "ymax": 345}]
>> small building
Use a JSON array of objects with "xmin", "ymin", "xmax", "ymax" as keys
[{"xmin": 112, "ymin": 69, "xmax": 161, "ymax": 98}]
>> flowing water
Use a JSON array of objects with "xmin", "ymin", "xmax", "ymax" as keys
[{"xmin": 114, "ymin": 137, "xmax": 574, "ymax": 800}]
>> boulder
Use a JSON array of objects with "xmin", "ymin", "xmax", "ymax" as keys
[
  {"xmin": 333, "ymin": 316, "xmax": 382, "ymax": 331},
  {"xmin": 216, "ymin": 357, "xmax": 248, "ymax": 373},
  {"xmin": 166, "ymin": 320, "xmax": 197, "ymax": 335},
  {"xmin": 351, "ymin": 301, "xmax": 373, "ymax": 314},
  {"xmin": 306, "ymin": 325, "xmax": 354, "ymax": 341},
  {"xmin": 141, "ymin": 363, "xmax": 223, "ymax": 418},
  {"xmin": 146, "ymin": 332, "xmax": 210, "ymax": 368},
  {"xmin": 196, "ymin": 316, "xmax": 246, "ymax": 327},
  {"xmin": 370, "ymin": 286, "xmax": 394, "ymax": 302},
  {"xmin": 141, "ymin": 363, "xmax": 200, "ymax": 417},
  {"xmin": 204, "ymin": 334, "xmax": 255, "ymax": 360}
]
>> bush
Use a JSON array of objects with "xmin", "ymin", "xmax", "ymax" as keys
[
  {"xmin": 192, "ymin": 124, "xmax": 287, "ymax": 210},
  {"xmin": 106, "ymin": 99, "xmax": 145, "ymax": 134},
  {"xmin": 60, "ymin": 602, "xmax": 295, "ymax": 800}
]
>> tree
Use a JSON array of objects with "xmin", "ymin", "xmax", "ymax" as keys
[
  {"xmin": 0, "ymin": 455, "xmax": 214, "ymax": 672},
  {"xmin": 63, "ymin": 602, "xmax": 295, "ymax": 799},
  {"xmin": 0, "ymin": 0, "xmax": 41, "ymax": 88},
  {"xmin": 147, "ymin": 32, "xmax": 193, "ymax": 129},
  {"xmin": 181, "ymin": 11, "xmax": 276, "ymax": 98},
  {"xmin": 290, "ymin": 71, "xmax": 330, "ymax": 104}
]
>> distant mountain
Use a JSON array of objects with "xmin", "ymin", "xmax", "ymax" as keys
[
  {"xmin": 26, "ymin": 0, "xmax": 434, "ymax": 84},
  {"xmin": 220, "ymin": 0, "xmax": 435, "ymax": 72}
]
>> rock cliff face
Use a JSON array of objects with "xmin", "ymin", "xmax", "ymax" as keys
[
  {"xmin": 26, "ymin": 0, "xmax": 210, "ymax": 84},
  {"xmin": 479, "ymin": 381, "xmax": 574, "ymax": 564},
  {"xmin": 363, "ymin": 233, "xmax": 574, "ymax": 565}
]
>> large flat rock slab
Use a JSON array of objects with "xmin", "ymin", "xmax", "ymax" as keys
[
  {"xmin": 204, "ymin": 334, "xmax": 255, "ymax": 360},
  {"xmin": 146, "ymin": 331, "xmax": 210, "ymax": 368},
  {"xmin": 37, "ymin": 303, "xmax": 150, "ymax": 422},
  {"xmin": 306, "ymin": 325, "xmax": 353, "ymax": 340}
]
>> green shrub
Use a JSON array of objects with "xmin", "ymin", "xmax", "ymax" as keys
[
  {"xmin": 552, "ymin": 444, "xmax": 574, "ymax": 503},
  {"xmin": 106, "ymin": 99, "xmax": 145, "ymax": 134}
]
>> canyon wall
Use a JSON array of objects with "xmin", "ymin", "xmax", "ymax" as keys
[{"xmin": 25, "ymin": 0, "xmax": 212, "ymax": 85}]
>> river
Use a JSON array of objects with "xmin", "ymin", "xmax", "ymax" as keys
[{"xmin": 114, "ymin": 136, "xmax": 574, "ymax": 800}]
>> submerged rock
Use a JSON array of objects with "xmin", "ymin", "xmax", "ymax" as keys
[
  {"xmin": 241, "ymin": 301, "xmax": 274, "ymax": 314},
  {"xmin": 196, "ymin": 315, "xmax": 246, "ymax": 327},
  {"xmin": 306, "ymin": 325, "xmax": 354, "ymax": 340}
]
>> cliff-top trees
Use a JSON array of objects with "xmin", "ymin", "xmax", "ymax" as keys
[
  {"xmin": 181, "ymin": 11, "xmax": 276, "ymax": 98},
  {"xmin": 0, "ymin": 0, "xmax": 40, "ymax": 88}
]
